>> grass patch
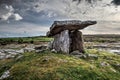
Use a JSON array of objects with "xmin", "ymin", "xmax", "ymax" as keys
[
  {"xmin": 0, "ymin": 49, "xmax": 120, "ymax": 80},
  {"xmin": 0, "ymin": 36, "xmax": 53, "ymax": 45}
]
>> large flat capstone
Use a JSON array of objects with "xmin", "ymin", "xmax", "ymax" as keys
[{"xmin": 47, "ymin": 20, "xmax": 97, "ymax": 37}]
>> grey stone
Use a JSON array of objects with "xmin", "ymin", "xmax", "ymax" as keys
[
  {"xmin": 15, "ymin": 55, "xmax": 23, "ymax": 61},
  {"xmin": 0, "ymin": 55, "xmax": 6, "ymax": 60},
  {"xmin": 48, "ymin": 41, "xmax": 53, "ymax": 50},
  {"xmin": 35, "ymin": 50, "xmax": 45, "ymax": 53},
  {"xmin": 51, "ymin": 30, "xmax": 70, "ymax": 53},
  {"xmin": 47, "ymin": 20, "xmax": 97, "ymax": 37},
  {"xmin": 100, "ymin": 62, "xmax": 110, "ymax": 66},
  {"xmin": 0, "ymin": 52, "xmax": 6, "ymax": 56},
  {"xmin": 70, "ymin": 50, "xmax": 83, "ymax": 55},
  {"xmin": 0, "ymin": 70, "xmax": 10, "ymax": 80},
  {"xmin": 86, "ymin": 54, "xmax": 98, "ymax": 60},
  {"xmin": 51, "ymin": 49, "xmax": 57, "ymax": 53},
  {"xmin": 74, "ymin": 54, "xmax": 87, "ymax": 59},
  {"xmin": 5, "ymin": 54, "xmax": 14, "ymax": 59},
  {"xmin": 0, "ymin": 49, "xmax": 25, "ymax": 60},
  {"xmin": 24, "ymin": 48, "xmax": 35, "ymax": 52},
  {"xmin": 34, "ymin": 45, "xmax": 47, "ymax": 50}
]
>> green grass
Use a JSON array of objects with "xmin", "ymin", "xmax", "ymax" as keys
[
  {"xmin": 0, "ymin": 36, "xmax": 53, "ymax": 45},
  {"xmin": 1, "ymin": 34, "xmax": 120, "ymax": 45},
  {"xmin": 0, "ymin": 49, "xmax": 120, "ymax": 80},
  {"xmin": 83, "ymin": 34, "xmax": 120, "ymax": 43}
]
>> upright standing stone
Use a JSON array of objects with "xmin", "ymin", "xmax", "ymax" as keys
[
  {"xmin": 70, "ymin": 30, "xmax": 84, "ymax": 53},
  {"xmin": 52, "ymin": 30, "xmax": 70, "ymax": 53}
]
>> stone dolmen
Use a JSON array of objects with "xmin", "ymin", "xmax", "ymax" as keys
[{"xmin": 47, "ymin": 20, "xmax": 97, "ymax": 54}]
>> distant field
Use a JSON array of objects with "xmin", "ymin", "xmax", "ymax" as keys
[
  {"xmin": 83, "ymin": 34, "xmax": 120, "ymax": 43},
  {"xmin": 0, "ymin": 34, "xmax": 120, "ymax": 45},
  {"xmin": 0, "ymin": 36, "xmax": 53, "ymax": 45}
]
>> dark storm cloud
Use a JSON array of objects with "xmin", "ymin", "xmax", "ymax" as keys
[
  {"xmin": 112, "ymin": 0, "xmax": 120, "ymax": 5},
  {"xmin": 72, "ymin": 0, "xmax": 96, "ymax": 4},
  {"xmin": 0, "ymin": 0, "xmax": 120, "ymax": 37},
  {"xmin": 0, "ymin": 0, "xmax": 14, "ymax": 5},
  {"xmin": 73, "ymin": 0, "xmax": 120, "ymax": 6},
  {"xmin": 0, "ymin": 0, "xmax": 60, "ymax": 23}
]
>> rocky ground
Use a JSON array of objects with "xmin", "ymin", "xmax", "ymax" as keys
[
  {"xmin": 0, "ymin": 42, "xmax": 120, "ymax": 80},
  {"xmin": 0, "ymin": 43, "xmax": 48, "ymax": 60},
  {"xmin": 85, "ymin": 42, "xmax": 120, "ymax": 55},
  {"xmin": 0, "ymin": 41, "xmax": 120, "ymax": 60},
  {"xmin": 0, "ymin": 35, "xmax": 119, "ymax": 80},
  {"xmin": 0, "ymin": 49, "xmax": 120, "ymax": 80}
]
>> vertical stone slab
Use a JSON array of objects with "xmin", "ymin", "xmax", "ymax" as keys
[
  {"xmin": 70, "ymin": 30, "xmax": 85, "ymax": 53},
  {"xmin": 52, "ymin": 30, "xmax": 70, "ymax": 53}
]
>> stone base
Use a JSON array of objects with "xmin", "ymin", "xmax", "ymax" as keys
[
  {"xmin": 70, "ymin": 30, "xmax": 85, "ymax": 53},
  {"xmin": 52, "ymin": 30, "xmax": 70, "ymax": 53},
  {"xmin": 50, "ymin": 30, "xmax": 85, "ymax": 54}
]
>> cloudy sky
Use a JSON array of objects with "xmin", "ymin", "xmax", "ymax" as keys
[{"xmin": 0, "ymin": 0, "xmax": 120, "ymax": 37}]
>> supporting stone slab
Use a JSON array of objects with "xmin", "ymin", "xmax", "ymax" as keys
[
  {"xmin": 51, "ymin": 30, "xmax": 84, "ymax": 54},
  {"xmin": 70, "ymin": 30, "xmax": 85, "ymax": 53},
  {"xmin": 52, "ymin": 30, "xmax": 70, "ymax": 53}
]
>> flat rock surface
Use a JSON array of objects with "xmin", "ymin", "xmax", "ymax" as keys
[{"xmin": 47, "ymin": 20, "xmax": 97, "ymax": 36}]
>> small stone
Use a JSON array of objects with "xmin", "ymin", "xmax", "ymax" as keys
[
  {"xmin": 51, "ymin": 49, "xmax": 57, "ymax": 53},
  {"xmin": 5, "ymin": 54, "xmax": 13, "ymax": 59},
  {"xmin": 90, "ymin": 65, "xmax": 94, "ymax": 70},
  {"xmin": 0, "ymin": 70, "xmax": 10, "ymax": 79},
  {"xmin": 35, "ymin": 45, "xmax": 47, "ymax": 50},
  {"xmin": 0, "ymin": 52, "xmax": 6, "ymax": 56},
  {"xmin": 74, "ymin": 54, "xmax": 87, "ymax": 59},
  {"xmin": 116, "ymin": 64, "xmax": 120, "ymax": 67},
  {"xmin": 87, "ymin": 54, "xmax": 98, "ymax": 60},
  {"xmin": 113, "ymin": 64, "xmax": 120, "ymax": 67},
  {"xmin": 42, "ymin": 59, "xmax": 48, "ymax": 62},
  {"xmin": 70, "ymin": 50, "xmax": 83, "ymax": 55},
  {"xmin": 58, "ymin": 59, "xmax": 68, "ymax": 63},
  {"xmin": 48, "ymin": 41, "xmax": 53, "ymax": 50},
  {"xmin": 0, "ymin": 55, "xmax": 6, "ymax": 60},
  {"xmin": 35, "ymin": 50, "xmax": 45, "ymax": 53},
  {"xmin": 42, "ymin": 57, "xmax": 50, "ymax": 62},
  {"xmin": 82, "ymin": 55, "xmax": 87, "ymax": 59},
  {"xmin": 24, "ymin": 48, "xmax": 35, "ymax": 52},
  {"xmin": 15, "ymin": 55, "xmax": 23, "ymax": 61},
  {"xmin": 100, "ymin": 62, "xmax": 109, "ymax": 66}
]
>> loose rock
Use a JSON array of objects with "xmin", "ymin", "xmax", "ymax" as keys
[
  {"xmin": 70, "ymin": 50, "xmax": 83, "ymax": 55},
  {"xmin": 0, "ymin": 70, "xmax": 10, "ymax": 80},
  {"xmin": 86, "ymin": 54, "xmax": 98, "ymax": 60}
]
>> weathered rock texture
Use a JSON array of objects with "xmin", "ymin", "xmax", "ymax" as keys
[
  {"xmin": 52, "ymin": 30, "xmax": 70, "ymax": 53},
  {"xmin": 70, "ymin": 30, "xmax": 84, "ymax": 53},
  {"xmin": 47, "ymin": 20, "xmax": 97, "ymax": 54},
  {"xmin": 47, "ymin": 20, "xmax": 96, "ymax": 37}
]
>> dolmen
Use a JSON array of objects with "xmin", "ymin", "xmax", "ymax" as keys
[{"xmin": 47, "ymin": 20, "xmax": 97, "ymax": 54}]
